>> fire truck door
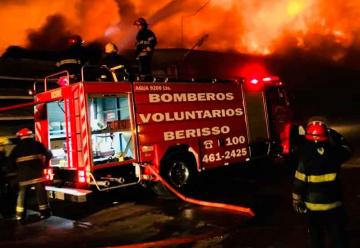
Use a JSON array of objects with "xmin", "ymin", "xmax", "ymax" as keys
[
  {"xmin": 244, "ymin": 91, "xmax": 270, "ymax": 142},
  {"xmin": 46, "ymin": 100, "xmax": 70, "ymax": 168},
  {"xmin": 265, "ymin": 87, "xmax": 292, "ymax": 139}
]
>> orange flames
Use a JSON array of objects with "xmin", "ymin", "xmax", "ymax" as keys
[{"xmin": 1, "ymin": 0, "xmax": 360, "ymax": 60}]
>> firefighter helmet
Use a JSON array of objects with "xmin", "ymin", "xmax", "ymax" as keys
[
  {"xmin": 16, "ymin": 128, "xmax": 33, "ymax": 139},
  {"xmin": 67, "ymin": 35, "xmax": 83, "ymax": 47},
  {"xmin": 305, "ymin": 121, "xmax": 328, "ymax": 142},
  {"xmin": 134, "ymin": 17, "xmax": 148, "ymax": 27},
  {"xmin": 105, "ymin": 42, "xmax": 118, "ymax": 53}
]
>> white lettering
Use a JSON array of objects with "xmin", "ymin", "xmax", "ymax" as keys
[
  {"xmin": 235, "ymin": 107, "xmax": 244, "ymax": 116},
  {"xmin": 226, "ymin": 92, "xmax": 234, "ymax": 100},
  {"xmin": 188, "ymin": 93, "xmax": 197, "ymax": 101},
  {"xmin": 149, "ymin": 94, "xmax": 160, "ymax": 103},
  {"xmin": 206, "ymin": 93, "xmax": 215, "ymax": 101},
  {"xmin": 216, "ymin": 93, "xmax": 226, "ymax": 101},
  {"xmin": 173, "ymin": 94, "xmax": 187, "ymax": 102},
  {"xmin": 162, "ymin": 94, "xmax": 172, "ymax": 102},
  {"xmin": 139, "ymin": 108, "xmax": 244, "ymax": 124},
  {"xmin": 148, "ymin": 92, "xmax": 235, "ymax": 103},
  {"xmin": 135, "ymin": 85, "xmax": 149, "ymax": 91},
  {"xmin": 139, "ymin": 113, "xmax": 151, "ymax": 123},
  {"xmin": 164, "ymin": 132, "xmax": 175, "ymax": 141},
  {"xmin": 197, "ymin": 93, "xmax": 206, "ymax": 101},
  {"xmin": 152, "ymin": 113, "xmax": 165, "ymax": 122},
  {"xmin": 163, "ymin": 125, "xmax": 231, "ymax": 141}
]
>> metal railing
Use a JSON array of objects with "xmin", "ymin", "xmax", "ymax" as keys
[{"xmin": 34, "ymin": 70, "xmax": 70, "ymax": 94}]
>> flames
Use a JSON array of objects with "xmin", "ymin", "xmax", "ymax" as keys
[{"xmin": 1, "ymin": 0, "xmax": 360, "ymax": 61}]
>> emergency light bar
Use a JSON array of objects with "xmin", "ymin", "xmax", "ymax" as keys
[{"xmin": 245, "ymin": 76, "xmax": 282, "ymax": 91}]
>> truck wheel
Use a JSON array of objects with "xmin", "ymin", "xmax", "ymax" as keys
[
  {"xmin": 163, "ymin": 152, "xmax": 197, "ymax": 192},
  {"xmin": 151, "ymin": 151, "xmax": 197, "ymax": 198}
]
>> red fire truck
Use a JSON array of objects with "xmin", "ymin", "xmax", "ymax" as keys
[{"xmin": 34, "ymin": 69, "xmax": 296, "ymax": 202}]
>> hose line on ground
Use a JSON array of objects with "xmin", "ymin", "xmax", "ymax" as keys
[
  {"xmin": 106, "ymin": 165, "xmax": 255, "ymax": 248},
  {"xmin": 146, "ymin": 165, "xmax": 255, "ymax": 218}
]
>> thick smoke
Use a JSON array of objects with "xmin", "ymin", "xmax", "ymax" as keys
[
  {"xmin": 115, "ymin": 0, "xmax": 137, "ymax": 25},
  {"xmin": 26, "ymin": 15, "xmax": 73, "ymax": 51}
]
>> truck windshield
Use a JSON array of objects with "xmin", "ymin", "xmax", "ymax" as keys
[{"xmin": 88, "ymin": 94, "xmax": 134, "ymax": 165}]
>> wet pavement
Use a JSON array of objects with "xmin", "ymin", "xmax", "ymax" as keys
[{"xmin": 1, "ymin": 155, "xmax": 360, "ymax": 247}]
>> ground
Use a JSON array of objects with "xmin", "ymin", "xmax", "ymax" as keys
[{"xmin": 1, "ymin": 156, "xmax": 359, "ymax": 247}]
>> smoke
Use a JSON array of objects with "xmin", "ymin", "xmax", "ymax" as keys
[
  {"xmin": 114, "ymin": 0, "xmax": 137, "ymax": 25},
  {"xmin": 147, "ymin": 0, "xmax": 187, "ymax": 25},
  {"xmin": 26, "ymin": 15, "xmax": 73, "ymax": 51},
  {"xmin": 1, "ymin": 0, "xmax": 360, "ymax": 61}
]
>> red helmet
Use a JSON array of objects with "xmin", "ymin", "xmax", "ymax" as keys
[
  {"xmin": 305, "ymin": 121, "xmax": 328, "ymax": 142},
  {"xmin": 133, "ymin": 17, "xmax": 148, "ymax": 27},
  {"xmin": 16, "ymin": 128, "xmax": 33, "ymax": 138}
]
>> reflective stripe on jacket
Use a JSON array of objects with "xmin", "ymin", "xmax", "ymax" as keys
[
  {"xmin": 19, "ymin": 177, "xmax": 47, "ymax": 186},
  {"xmin": 295, "ymin": 171, "xmax": 337, "ymax": 183},
  {"xmin": 16, "ymin": 154, "xmax": 45, "ymax": 163}
]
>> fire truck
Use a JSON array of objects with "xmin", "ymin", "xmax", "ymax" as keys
[{"xmin": 33, "ymin": 68, "xmax": 296, "ymax": 202}]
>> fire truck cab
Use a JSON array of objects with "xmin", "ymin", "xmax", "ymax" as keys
[{"xmin": 35, "ymin": 70, "xmax": 296, "ymax": 202}]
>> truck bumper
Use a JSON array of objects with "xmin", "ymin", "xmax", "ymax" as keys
[{"xmin": 45, "ymin": 186, "xmax": 92, "ymax": 203}]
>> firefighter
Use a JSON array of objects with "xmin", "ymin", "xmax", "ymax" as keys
[
  {"xmin": 9, "ymin": 128, "xmax": 52, "ymax": 221},
  {"xmin": 292, "ymin": 120, "xmax": 352, "ymax": 248},
  {"xmin": 56, "ymin": 35, "xmax": 87, "ymax": 82},
  {"xmin": 134, "ymin": 17, "xmax": 157, "ymax": 81},
  {"xmin": 100, "ymin": 42, "xmax": 129, "ymax": 82},
  {"xmin": 0, "ymin": 137, "xmax": 10, "ymax": 218}
]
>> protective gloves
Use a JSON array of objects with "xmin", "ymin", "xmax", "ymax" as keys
[{"xmin": 292, "ymin": 193, "xmax": 307, "ymax": 214}]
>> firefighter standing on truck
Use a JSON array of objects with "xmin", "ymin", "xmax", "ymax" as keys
[
  {"xmin": 100, "ymin": 42, "xmax": 129, "ymax": 82},
  {"xmin": 292, "ymin": 120, "xmax": 352, "ymax": 248},
  {"xmin": 9, "ymin": 128, "xmax": 52, "ymax": 221},
  {"xmin": 56, "ymin": 35, "xmax": 87, "ymax": 82},
  {"xmin": 134, "ymin": 17, "xmax": 157, "ymax": 81}
]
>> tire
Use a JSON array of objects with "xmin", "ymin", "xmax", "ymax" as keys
[
  {"xmin": 151, "ymin": 151, "xmax": 198, "ymax": 198},
  {"xmin": 162, "ymin": 151, "xmax": 198, "ymax": 192}
]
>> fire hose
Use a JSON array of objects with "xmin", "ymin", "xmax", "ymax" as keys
[
  {"xmin": 105, "ymin": 165, "xmax": 255, "ymax": 248},
  {"xmin": 0, "ymin": 101, "xmax": 36, "ymax": 112},
  {"xmin": 145, "ymin": 165, "xmax": 255, "ymax": 218}
]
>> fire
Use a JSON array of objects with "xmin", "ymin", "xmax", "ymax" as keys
[
  {"xmin": 0, "ymin": 0, "xmax": 360, "ymax": 61},
  {"xmin": 287, "ymin": 1, "xmax": 305, "ymax": 17}
]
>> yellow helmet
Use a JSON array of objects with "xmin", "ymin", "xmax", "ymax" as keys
[
  {"xmin": 0, "ymin": 137, "xmax": 10, "ymax": 146},
  {"xmin": 105, "ymin": 42, "xmax": 118, "ymax": 53}
]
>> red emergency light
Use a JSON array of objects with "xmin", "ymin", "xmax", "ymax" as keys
[
  {"xmin": 58, "ymin": 76, "xmax": 69, "ymax": 87},
  {"xmin": 250, "ymin": 79, "xmax": 259, "ymax": 84},
  {"xmin": 244, "ymin": 76, "xmax": 283, "ymax": 91},
  {"xmin": 245, "ymin": 78, "xmax": 263, "ymax": 91}
]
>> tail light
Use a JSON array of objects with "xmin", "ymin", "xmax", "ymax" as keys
[
  {"xmin": 280, "ymin": 123, "xmax": 292, "ymax": 154},
  {"xmin": 78, "ymin": 170, "xmax": 87, "ymax": 184},
  {"xmin": 44, "ymin": 168, "xmax": 54, "ymax": 181},
  {"xmin": 141, "ymin": 145, "xmax": 155, "ymax": 162}
]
